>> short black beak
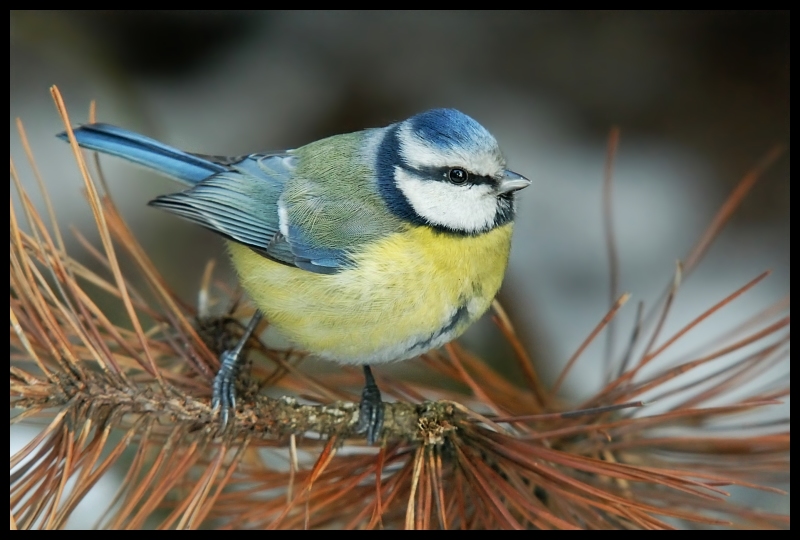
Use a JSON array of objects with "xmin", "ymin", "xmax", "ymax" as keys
[{"xmin": 497, "ymin": 170, "xmax": 531, "ymax": 194}]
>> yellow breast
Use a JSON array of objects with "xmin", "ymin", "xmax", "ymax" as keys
[{"xmin": 226, "ymin": 224, "xmax": 513, "ymax": 364}]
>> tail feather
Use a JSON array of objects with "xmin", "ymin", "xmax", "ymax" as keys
[{"xmin": 57, "ymin": 123, "xmax": 227, "ymax": 185}]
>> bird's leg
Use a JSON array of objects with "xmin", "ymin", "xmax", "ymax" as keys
[
  {"xmin": 211, "ymin": 310, "xmax": 263, "ymax": 429},
  {"xmin": 356, "ymin": 365, "xmax": 385, "ymax": 445}
]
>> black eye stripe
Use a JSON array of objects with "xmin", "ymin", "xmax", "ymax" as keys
[
  {"xmin": 398, "ymin": 163, "xmax": 496, "ymax": 186},
  {"xmin": 442, "ymin": 167, "xmax": 495, "ymax": 186}
]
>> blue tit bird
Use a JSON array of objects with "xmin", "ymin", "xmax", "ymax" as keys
[{"xmin": 58, "ymin": 108, "xmax": 530, "ymax": 444}]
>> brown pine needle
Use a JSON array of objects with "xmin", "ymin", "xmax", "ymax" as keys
[
  {"xmin": 51, "ymin": 86, "xmax": 164, "ymax": 385},
  {"xmin": 641, "ymin": 270, "xmax": 772, "ymax": 368},
  {"xmin": 683, "ymin": 145, "xmax": 785, "ymax": 273},
  {"xmin": 492, "ymin": 299, "xmax": 548, "ymax": 408},
  {"xmin": 551, "ymin": 293, "xmax": 631, "ymax": 396},
  {"xmin": 603, "ymin": 126, "xmax": 622, "ymax": 378},
  {"xmin": 492, "ymin": 400, "xmax": 645, "ymax": 423}
]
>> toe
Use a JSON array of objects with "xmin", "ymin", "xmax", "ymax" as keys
[{"xmin": 357, "ymin": 399, "xmax": 385, "ymax": 445}]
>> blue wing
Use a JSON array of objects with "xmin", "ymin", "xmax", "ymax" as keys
[{"xmin": 60, "ymin": 123, "xmax": 352, "ymax": 274}]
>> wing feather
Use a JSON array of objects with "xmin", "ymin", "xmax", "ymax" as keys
[{"xmin": 149, "ymin": 153, "xmax": 354, "ymax": 273}]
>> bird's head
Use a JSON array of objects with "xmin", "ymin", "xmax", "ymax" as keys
[{"xmin": 377, "ymin": 108, "xmax": 530, "ymax": 235}]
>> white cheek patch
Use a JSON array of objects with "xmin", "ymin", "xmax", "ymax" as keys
[
  {"xmin": 396, "ymin": 124, "xmax": 502, "ymax": 178},
  {"xmin": 395, "ymin": 168, "xmax": 497, "ymax": 233}
]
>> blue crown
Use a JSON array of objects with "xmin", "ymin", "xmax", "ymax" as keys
[{"xmin": 407, "ymin": 108, "xmax": 497, "ymax": 153}]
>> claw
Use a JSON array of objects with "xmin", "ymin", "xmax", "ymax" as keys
[
  {"xmin": 356, "ymin": 365, "xmax": 385, "ymax": 445},
  {"xmin": 210, "ymin": 311, "xmax": 262, "ymax": 430},
  {"xmin": 212, "ymin": 349, "xmax": 239, "ymax": 430}
]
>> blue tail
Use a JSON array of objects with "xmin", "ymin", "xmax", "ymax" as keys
[{"xmin": 57, "ymin": 123, "xmax": 227, "ymax": 185}]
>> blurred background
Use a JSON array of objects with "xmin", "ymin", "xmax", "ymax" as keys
[
  {"xmin": 10, "ymin": 10, "xmax": 790, "ymax": 526},
  {"xmin": 11, "ymin": 9, "xmax": 789, "ymax": 389}
]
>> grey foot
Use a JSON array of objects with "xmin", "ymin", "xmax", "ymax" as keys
[
  {"xmin": 356, "ymin": 365, "xmax": 384, "ymax": 445},
  {"xmin": 210, "ymin": 311, "xmax": 262, "ymax": 430},
  {"xmin": 211, "ymin": 349, "xmax": 240, "ymax": 429}
]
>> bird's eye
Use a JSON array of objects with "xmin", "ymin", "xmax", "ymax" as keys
[{"xmin": 448, "ymin": 168, "xmax": 469, "ymax": 184}]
